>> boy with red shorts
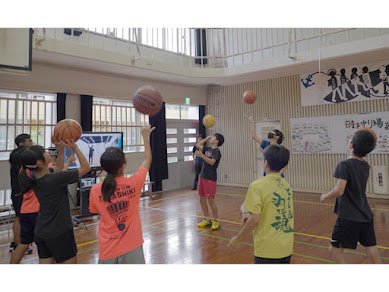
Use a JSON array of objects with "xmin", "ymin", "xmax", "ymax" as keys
[{"xmin": 195, "ymin": 133, "xmax": 224, "ymax": 230}]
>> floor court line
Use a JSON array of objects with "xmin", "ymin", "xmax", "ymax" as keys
[
  {"xmin": 216, "ymin": 191, "xmax": 389, "ymax": 212},
  {"xmin": 143, "ymin": 191, "xmax": 197, "ymax": 203}
]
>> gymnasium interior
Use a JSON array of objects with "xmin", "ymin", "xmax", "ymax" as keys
[{"xmin": 1, "ymin": 4, "xmax": 389, "ymax": 290}]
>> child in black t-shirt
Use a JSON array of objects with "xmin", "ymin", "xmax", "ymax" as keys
[
  {"xmin": 195, "ymin": 133, "xmax": 224, "ymax": 231},
  {"xmin": 18, "ymin": 139, "xmax": 90, "ymax": 264},
  {"xmin": 320, "ymin": 129, "xmax": 381, "ymax": 264}
]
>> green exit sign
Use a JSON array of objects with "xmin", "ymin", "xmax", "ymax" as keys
[{"xmin": 185, "ymin": 97, "xmax": 190, "ymax": 105}]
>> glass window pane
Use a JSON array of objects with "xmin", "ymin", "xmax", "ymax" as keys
[
  {"xmin": 183, "ymin": 128, "xmax": 196, "ymax": 134},
  {"xmin": 167, "ymin": 138, "xmax": 177, "ymax": 144},
  {"xmin": 168, "ymin": 157, "xmax": 178, "ymax": 163},
  {"xmin": 166, "ymin": 128, "xmax": 178, "ymax": 134},
  {"xmin": 8, "ymin": 100, "xmax": 15, "ymax": 124},
  {"xmin": 184, "ymin": 146, "xmax": 193, "ymax": 152},
  {"xmin": 45, "ymin": 103, "xmax": 52, "ymax": 125},
  {"xmin": 180, "ymin": 106, "xmax": 199, "ymax": 120},
  {"xmin": 0, "ymin": 100, "xmax": 7, "ymax": 123},
  {"xmin": 37, "ymin": 126, "xmax": 44, "ymax": 145},
  {"xmin": 0, "ymin": 152, "xmax": 10, "ymax": 160},
  {"xmin": 165, "ymin": 104, "xmax": 180, "ymax": 119},
  {"xmin": 38, "ymin": 102, "xmax": 45, "ymax": 124},
  {"xmin": 31, "ymin": 101, "xmax": 38, "ymax": 125},
  {"xmin": 167, "ymin": 147, "xmax": 177, "ymax": 153},
  {"xmin": 7, "ymin": 126, "xmax": 15, "ymax": 150},
  {"xmin": 184, "ymin": 155, "xmax": 194, "ymax": 161},
  {"xmin": 0, "ymin": 126, "xmax": 6, "ymax": 150},
  {"xmin": 24, "ymin": 101, "xmax": 30, "ymax": 124},
  {"xmin": 184, "ymin": 137, "xmax": 196, "ymax": 143}
]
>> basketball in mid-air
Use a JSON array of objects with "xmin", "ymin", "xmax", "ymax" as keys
[
  {"xmin": 133, "ymin": 86, "xmax": 163, "ymax": 117},
  {"xmin": 357, "ymin": 127, "xmax": 377, "ymax": 144},
  {"xmin": 243, "ymin": 91, "xmax": 257, "ymax": 104},
  {"xmin": 53, "ymin": 119, "xmax": 82, "ymax": 143},
  {"xmin": 202, "ymin": 114, "xmax": 216, "ymax": 128}
]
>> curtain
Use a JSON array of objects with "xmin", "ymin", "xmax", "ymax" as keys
[
  {"xmin": 57, "ymin": 93, "xmax": 66, "ymax": 122},
  {"xmin": 80, "ymin": 95, "xmax": 93, "ymax": 131},
  {"xmin": 149, "ymin": 102, "xmax": 168, "ymax": 192},
  {"xmin": 199, "ymin": 105, "xmax": 206, "ymax": 138}
]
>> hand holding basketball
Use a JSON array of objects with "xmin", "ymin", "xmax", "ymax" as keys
[{"xmin": 57, "ymin": 139, "xmax": 78, "ymax": 150}]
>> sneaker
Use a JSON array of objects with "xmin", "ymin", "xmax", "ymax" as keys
[
  {"xmin": 25, "ymin": 247, "xmax": 33, "ymax": 255},
  {"xmin": 197, "ymin": 218, "xmax": 212, "ymax": 227},
  {"xmin": 9, "ymin": 241, "xmax": 17, "ymax": 252},
  {"xmin": 191, "ymin": 187, "xmax": 197, "ymax": 190},
  {"xmin": 211, "ymin": 220, "xmax": 220, "ymax": 231}
]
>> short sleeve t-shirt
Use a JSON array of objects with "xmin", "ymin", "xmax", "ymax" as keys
[
  {"xmin": 244, "ymin": 173, "xmax": 294, "ymax": 259},
  {"xmin": 20, "ymin": 167, "xmax": 42, "ymax": 214},
  {"xmin": 89, "ymin": 167, "xmax": 148, "ymax": 260},
  {"xmin": 333, "ymin": 158, "xmax": 373, "ymax": 222},
  {"xmin": 199, "ymin": 145, "xmax": 221, "ymax": 182},
  {"xmin": 261, "ymin": 140, "xmax": 271, "ymax": 150},
  {"xmin": 33, "ymin": 169, "xmax": 79, "ymax": 239}
]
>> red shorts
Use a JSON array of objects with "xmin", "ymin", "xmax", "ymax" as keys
[{"xmin": 198, "ymin": 177, "xmax": 216, "ymax": 198}]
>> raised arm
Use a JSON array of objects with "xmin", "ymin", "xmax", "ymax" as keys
[
  {"xmin": 140, "ymin": 125, "xmax": 156, "ymax": 171},
  {"xmin": 62, "ymin": 154, "xmax": 76, "ymax": 171},
  {"xmin": 52, "ymin": 142, "xmax": 65, "ymax": 173},
  {"xmin": 244, "ymin": 114, "xmax": 263, "ymax": 145},
  {"xmin": 58, "ymin": 139, "xmax": 91, "ymax": 177},
  {"xmin": 196, "ymin": 136, "xmax": 211, "ymax": 151}
]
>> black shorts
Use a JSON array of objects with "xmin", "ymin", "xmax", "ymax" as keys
[
  {"xmin": 331, "ymin": 217, "xmax": 377, "ymax": 249},
  {"xmin": 20, "ymin": 212, "xmax": 38, "ymax": 244},
  {"xmin": 254, "ymin": 255, "xmax": 292, "ymax": 264},
  {"xmin": 11, "ymin": 194, "xmax": 23, "ymax": 217},
  {"xmin": 34, "ymin": 229, "xmax": 77, "ymax": 263}
]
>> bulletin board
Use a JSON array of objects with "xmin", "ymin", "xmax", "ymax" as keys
[{"xmin": 290, "ymin": 112, "xmax": 389, "ymax": 154}]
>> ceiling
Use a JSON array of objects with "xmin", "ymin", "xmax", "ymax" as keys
[{"xmin": 32, "ymin": 45, "xmax": 389, "ymax": 87}]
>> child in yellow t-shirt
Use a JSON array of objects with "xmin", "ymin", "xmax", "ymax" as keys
[{"xmin": 228, "ymin": 144, "xmax": 293, "ymax": 264}]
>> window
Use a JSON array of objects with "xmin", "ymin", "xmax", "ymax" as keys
[
  {"xmin": 84, "ymin": 28, "xmax": 193, "ymax": 55},
  {"xmin": 166, "ymin": 104, "xmax": 199, "ymax": 120},
  {"xmin": 92, "ymin": 97, "xmax": 148, "ymax": 153},
  {"xmin": 0, "ymin": 90, "xmax": 57, "ymax": 160}
]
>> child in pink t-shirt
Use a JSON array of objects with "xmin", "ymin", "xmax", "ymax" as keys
[{"xmin": 89, "ymin": 126, "xmax": 155, "ymax": 264}]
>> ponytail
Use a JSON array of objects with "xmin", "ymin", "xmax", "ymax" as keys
[
  {"xmin": 18, "ymin": 145, "xmax": 45, "ymax": 194},
  {"xmin": 19, "ymin": 168, "xmax": 36, "ymax": 195},
  {"xmin": 100, "ymin": 147, "xmax": 125, "ymax": 203},
  {"xmin": 101, "ymin": 173, "xmax": 117, "ymax": 203}
]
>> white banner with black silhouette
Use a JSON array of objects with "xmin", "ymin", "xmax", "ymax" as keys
[
  {"xmin": 290, "ymin": 112, "xmax": 389, "ymax": 154},
  {"xmin": 300, "ymin": 60, "xmax": 389, "ymax": 106}
]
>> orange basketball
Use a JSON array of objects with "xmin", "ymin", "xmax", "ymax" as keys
[
  {"xmin": 357, "ymin": 127, "xmax": 377, "ymax": 144},
  {"xmin": 53, "ymin": 119, "xmax": 82, "ymax": 143},
  {"xmin": 133, "ymin": 86, "xmax": 163, "ymax": 117},
  {"xmin": 243, "ymin": 91, "xmax": 257, "ymax": 104}
]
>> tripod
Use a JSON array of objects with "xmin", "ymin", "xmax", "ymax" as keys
[{"xmin": 68, "ymin": 190, "xmax": 88, "ymax": 230}]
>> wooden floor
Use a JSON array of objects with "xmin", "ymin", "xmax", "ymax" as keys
[{"xmin": 1, "ymin": 185, "xmax": 389, "ymax": 264}]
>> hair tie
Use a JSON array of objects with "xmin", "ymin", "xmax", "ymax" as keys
[{"xmin": 25, "ymin": 165, "xmax": 37, "ymax": 169}]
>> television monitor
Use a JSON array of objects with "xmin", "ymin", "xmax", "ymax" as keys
[{"xmin": 65, "ymin": 132, "xmax": 123, "ymax": 170}]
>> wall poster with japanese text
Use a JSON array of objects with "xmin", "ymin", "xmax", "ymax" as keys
[{"xmin": 290, "ymin": 112, "xmax": 389, "ymax": 154}]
